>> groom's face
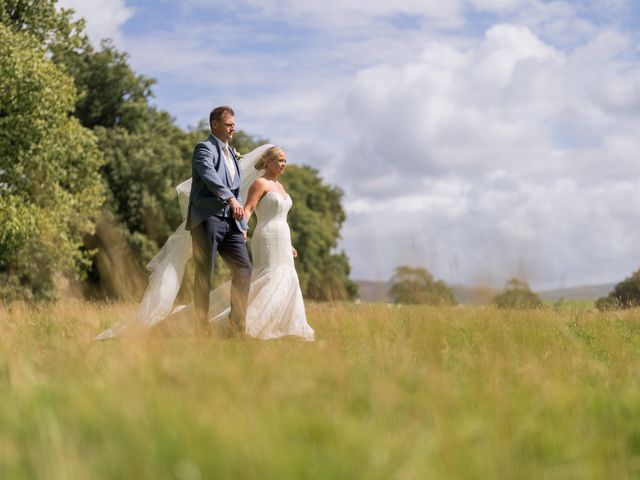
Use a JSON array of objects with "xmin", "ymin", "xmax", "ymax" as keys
[{"xmin": 211, "ymin": 111, "xmax": 235, "ymax": 142}]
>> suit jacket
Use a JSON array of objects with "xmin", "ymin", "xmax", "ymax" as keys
[{"xmin": 186, "ymin": 135, "xmax": 247, "ymax": 232}]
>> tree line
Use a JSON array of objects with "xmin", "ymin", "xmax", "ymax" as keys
[
  {"xmin": 0, "ymin": 0, "xmax": 356, "ymax": 302},
  {"xmin": 390, "ymin": 266, "xmax": 544, "ymax": 309},
  {"xmin": 391, "ymin": 264, "xmax": 640, "ymax": 310}
]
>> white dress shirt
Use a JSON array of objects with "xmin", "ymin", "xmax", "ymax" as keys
[{"xmin": 213, "ymin": 135, "xmax": 236, "ymax": 181}]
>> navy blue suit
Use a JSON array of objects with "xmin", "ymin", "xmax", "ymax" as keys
[{"xmin": 187, "ymin": 135, "xmax": 252, "ymax": 333}]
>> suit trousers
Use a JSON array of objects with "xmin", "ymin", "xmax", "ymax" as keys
[{"xmin": 191, "ymin": 216, "xmax": 252, "ymax": 334}]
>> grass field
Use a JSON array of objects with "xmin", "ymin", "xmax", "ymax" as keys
[{"xmin": 1, "ymin": 301, "xmax": 640, "ymax": 479}]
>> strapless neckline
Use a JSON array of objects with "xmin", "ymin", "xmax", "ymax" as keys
[{"xmin": 264, "ymin": 190, "xmax": 290, "ymax": 201}]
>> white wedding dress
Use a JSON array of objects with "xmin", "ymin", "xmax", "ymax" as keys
[
  {"xmin": 244, "ymin": 191, "xmax": 313, "ymax": 340},
  {"xmin": 96, "ymin": 144, "xmax": 314, "ymax": 341}
]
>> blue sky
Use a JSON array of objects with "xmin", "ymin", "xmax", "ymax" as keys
[{"xmin": 59, "ymin": 0, "xmax": 640, "ymax": 290}]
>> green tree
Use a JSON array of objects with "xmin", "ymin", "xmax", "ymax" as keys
[
  {"xmin": 1, "ymin": 0, "xmax": 84, "ymax": 52},
  {"xmin": 169, "ymin": 125, "xmax": 358, "ymax": 302},
  {"xmin": 0, "ymin": 23, "xmax": 104, "ymax": 300},
  {"xmin": 231, "ymin": 129, "xmax": 269, "ymax": 155},
  {"xmin": 94, "ymin": 114, "xmax": 192, "ymax": 254},
  {"xmin": 493, "ymin": 278, "xmax": 543, "ymax": 309},
  {"xmin": 53, "ymin": 40, "xmax": 155, "ymax": 131},
  {"xmin": 48, "ymin": 24, "xmax": 193, "ymax": 298},
  {"xmin": 223, "ymin": 128, "xmax": 356, "ymax": 301},
  {"xmin": 595, "ymin": 268, "xmax": 640, "ymax": 310},
  {"xmin": 2, "ymin": 1, "xmax": 357, "ymax": 302},
  {"xmin": 280, "ymin": 165, "xmax": 357, "ymax": 301},
  {"xmin": 83, "ymin": 117, "xmax": 193, "ymax": 299},
  {"xmin": 1, "ymin": 0, "xmax": 170, "ymax": 299},
  {"xmin": 390, "ymin": 266, "xmax": 455, "ymax": 305}
]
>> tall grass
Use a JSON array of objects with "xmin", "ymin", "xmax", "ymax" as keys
[{"xmin": 1, "ymin": 301, "xmax": 640, "ymax": 479}]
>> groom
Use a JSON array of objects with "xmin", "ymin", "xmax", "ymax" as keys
[{"xmin": 186, "ymin": 106, "xmax": 252, "ymax": 336}]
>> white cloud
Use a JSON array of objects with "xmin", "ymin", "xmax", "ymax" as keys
[
  {"xmin": 470, "ymin": 0, "xmax": 523, "ymax": 12},
  {"xmin": 69, "ymin": 0, "xmax": 640, "ymax": 288},
  {"xmin": 282, "ymin": 22, "xmax": 640, "ymax": 287},
  {"xmin": 342, "ymin": 176, "xmax": 640, "ymax": 288},
  {"xmin": 57, "ymin": 0, "xmax": 133, "ymax": 45},
  {"xmin": 182, "ymin": 0, "xmax": 466, "ymax": 28}
]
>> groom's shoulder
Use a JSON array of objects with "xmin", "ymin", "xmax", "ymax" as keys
[
  {"xmin": 196, "ymin": 135, "xmax": 215, "ymax": 148},
  {"xmin": 193, "ymin": 136, "xmax": 218, "ymax": 154}
]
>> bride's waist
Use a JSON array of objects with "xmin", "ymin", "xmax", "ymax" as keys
[{"xmin": 255, "ymin": 219, "xmax": 289, "ymax": 228}]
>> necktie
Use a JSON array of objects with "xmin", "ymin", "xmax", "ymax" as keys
[{"xmin": 223, "ymin": 145, "xmax": 236, "ymax": 181}]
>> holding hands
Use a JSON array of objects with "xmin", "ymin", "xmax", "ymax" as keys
[{"xmin": 228, "ymin": 197, "xmax": 245, "ymax": 220}]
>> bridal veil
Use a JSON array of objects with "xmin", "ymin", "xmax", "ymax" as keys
[{"xmin": 95, "ymin": 144, "xmax": 273, "ymax": 339}]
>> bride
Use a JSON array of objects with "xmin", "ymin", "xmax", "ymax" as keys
[{"xmin": 96, "ymin": 144, "xmax": 315, "ymax": 341}]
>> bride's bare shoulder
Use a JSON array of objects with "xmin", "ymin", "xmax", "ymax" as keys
[
  {"xmin": 250, "ymin": 177, "xmax": 269, "ymax": 192},
  {"xmin": 252, "ymin": 177, "xmax": 268, "ymax": 187},
  {"xmin": 247, "ymin": 177, "xmax": 268, "ymax": 201}
]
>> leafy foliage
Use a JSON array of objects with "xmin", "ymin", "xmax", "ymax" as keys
[
  {"xmin": 493, "ymin": 278, "xmax": 543, "ymax": 309},
  {"xmin": 0, "ymin": 0, "xmax": 85, "ymax": 52},
  {"xmin": 390, "ymin": 266, "xmax": 456, "ymax": 305},
  {"xmin": 0, "ymin": 23, "xmax": 104, "ymax": 300},
  {"xmin": 53, "ymin": 40, "xmax": 155, "ymax": 131},
  {"xmin": 280, "ymin": 165, "xmax": 357, "ymax": 301},
  {"xmin": 223, "ymin": 127, "xmax": 356, "ymax": 301},
  {"xmin": 94, "ymin": 117, "xmax": 192, "ymax": 255},
  {"xmin": 1, "ymin": 0, "xmax": 357, "ymax": 302},
  {"xmin": 595, "ymin": 268, "xmax": 640, "ymax": 310}
]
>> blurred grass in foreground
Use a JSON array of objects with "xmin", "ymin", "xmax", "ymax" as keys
[{"xmin": 1, "ymin": 301, "xmax": 640, "ymax": 479}]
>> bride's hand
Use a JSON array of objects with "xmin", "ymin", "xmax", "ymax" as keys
[
  {"xmin": 292, "ymin": 247, "xmax": 298, "ymax": 258},
  {"xmin": 228, "ymin": 197, "xmax": 244, "ymax": 220}
]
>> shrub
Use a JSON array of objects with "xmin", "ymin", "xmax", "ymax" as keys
[
  {"xmin": 595, "ymin": 268, "xmax": 640, "ymax": 311},
  {"xmin": 493, "ymin": 278, "xmax": 543, "ymax": 309}
]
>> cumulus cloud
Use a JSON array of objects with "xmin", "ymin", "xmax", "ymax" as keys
[
  {"xmin": 59, "ymin": 0, "xmax": 640, "ymax": 288},
  {"xmin": 181, "ymin": 0, "xmax": 466, "ymax": 28},
  {"xmin": 57, "ymin": 0, "xmax": 133, "ymax": 45},
  {"xmin": 305, "ymin": 21, "xmax": 640, "ymax": 287}
]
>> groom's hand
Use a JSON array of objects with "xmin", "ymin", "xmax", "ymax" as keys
[{"xmin": 228, "ymin": 197, "xmax": 244, "ymax": 220}]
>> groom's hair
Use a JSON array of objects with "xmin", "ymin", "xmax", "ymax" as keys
[{"xmin": 209, "ymin": 106, "xmax": 234, "ymax": 129}]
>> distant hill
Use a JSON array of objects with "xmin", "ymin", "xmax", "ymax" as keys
[
  {"xmin": 354, "ymin": 280, "xmax": 498, "ymax": 304},
  {"xmin": 537, "ymin": 283, "xmax": 615, "ymax": 301},
  {"xmin": 354, "ymin": 280, "xmax": 616, "ymax": 304},
  {"xmin": 450, "ymin": 285, "xmax": 500, "ymax": 305},
  {"xmin": 355, "ymin": 280, "xmax": 391, "ymax": 303}
]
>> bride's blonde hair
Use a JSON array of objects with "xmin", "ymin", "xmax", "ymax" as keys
[{"xmin": 255, "ymin": 146, "xmax": 284, "ymax": 170}]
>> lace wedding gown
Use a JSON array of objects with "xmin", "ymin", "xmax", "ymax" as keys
[
  {"xmin": 95, "ymin": 144, "xmax": 314, "ymax": 341},
  {"xmin": 244, "ymin": 191, "xmax": 313, "ymax": 340}
]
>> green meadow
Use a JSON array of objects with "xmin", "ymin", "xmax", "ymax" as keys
[{"xmin": 1, "ymin": 301, "xmax": 640, "ymax": 479}]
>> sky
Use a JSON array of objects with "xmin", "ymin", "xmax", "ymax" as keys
[{"xmin": 57, "ymin": 0, "xmax": 640, "ymax": 290}]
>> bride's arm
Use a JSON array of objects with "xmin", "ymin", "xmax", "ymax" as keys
[{"xmin": 243, "ymin": 178, "xmax": 267, "ymax": 224}]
